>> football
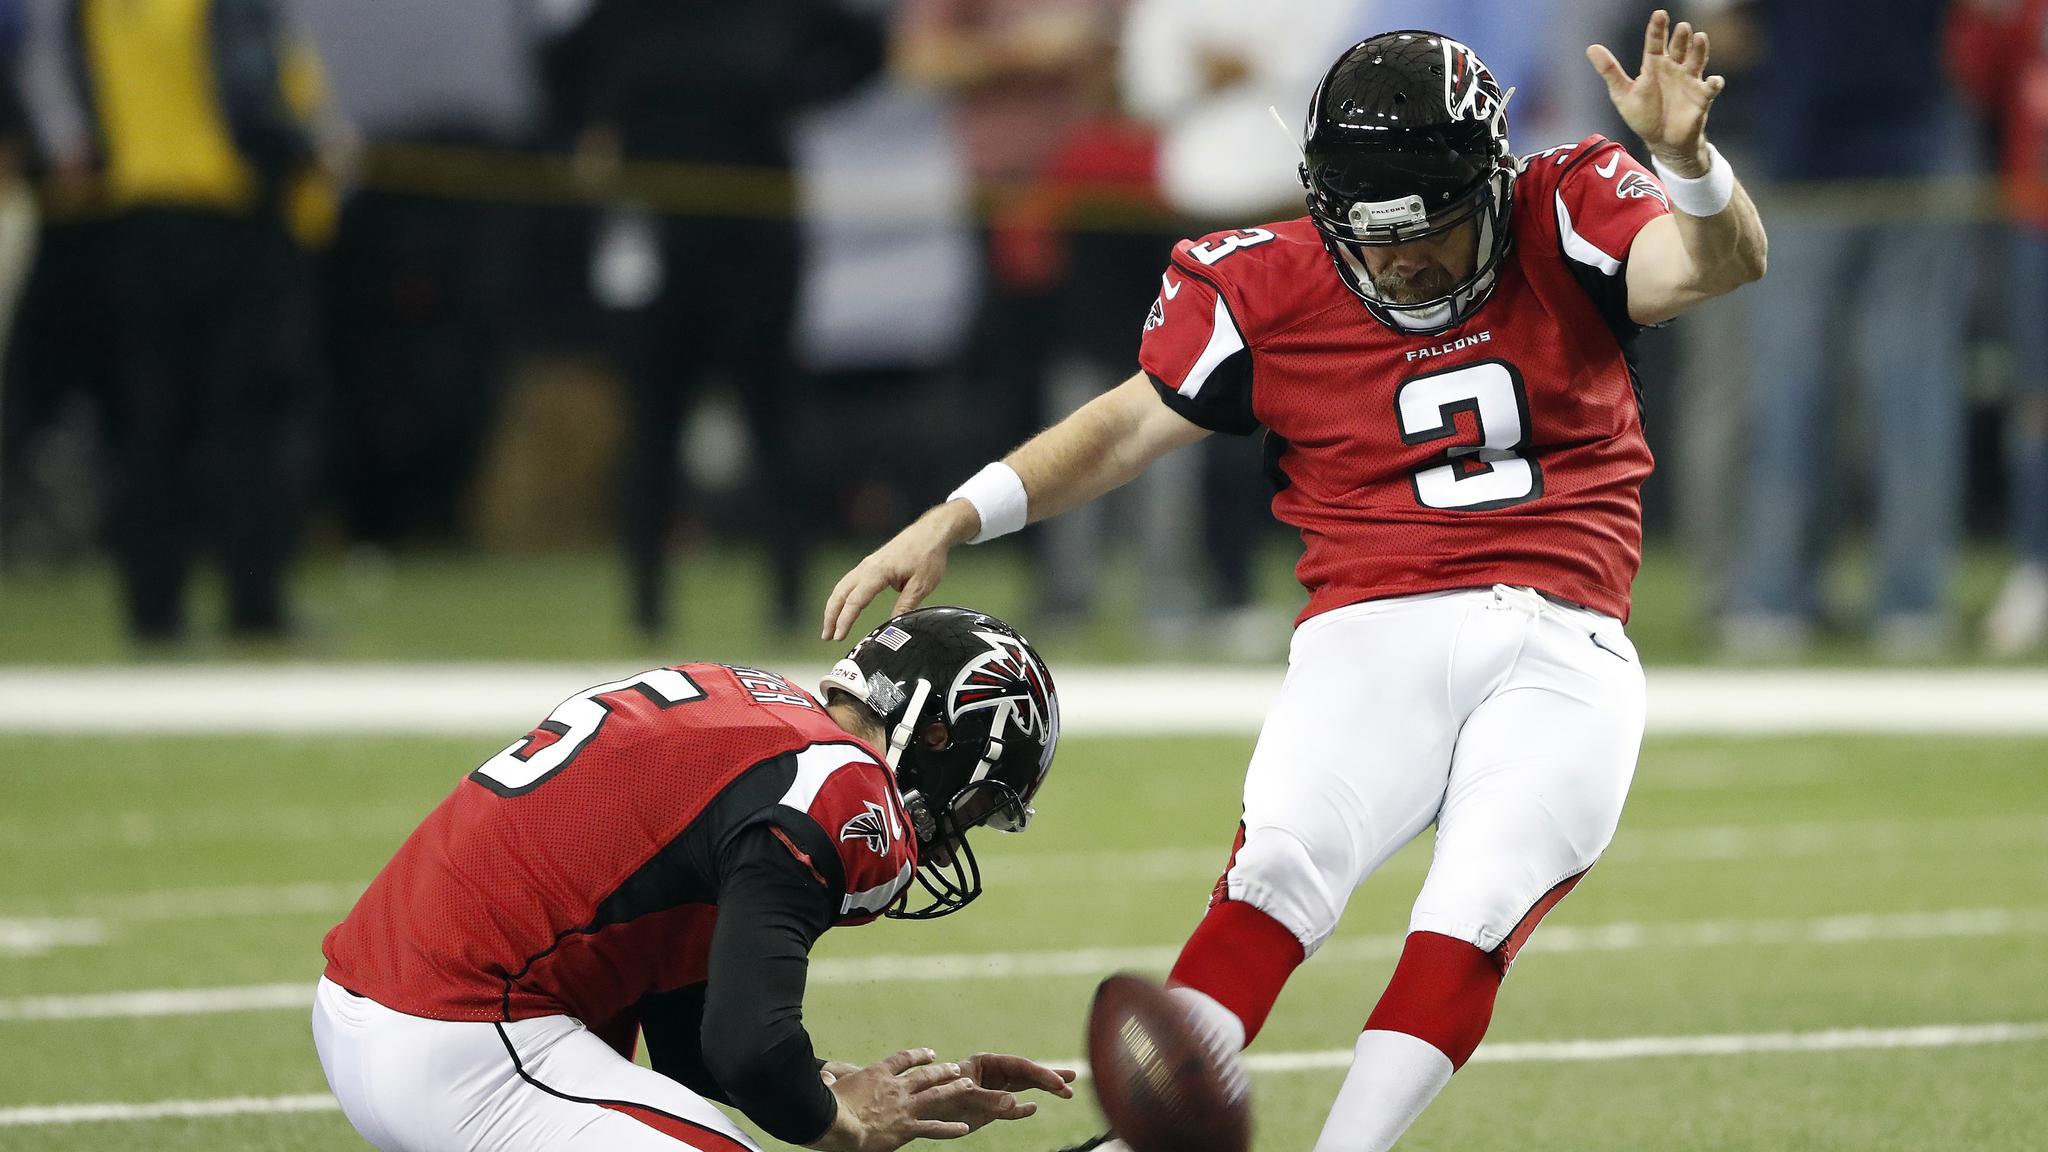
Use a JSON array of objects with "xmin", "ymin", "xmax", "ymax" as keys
[{"xmin": 1085, "ymin": 973, "xmax": 1252, "ymax": 1152}]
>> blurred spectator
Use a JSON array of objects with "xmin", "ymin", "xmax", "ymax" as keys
[
  {"xmin": 1099, "ymin": 0, "xmax": 1354, "ymax": 651},
  {"xmin": 4, "ymin": 0, "xmax": 106, "ymax": 573},
  {"xmin": 295, "ymin": 0, "xmax": 532, "ymax": 545},
  {"xmin": 1649, "ymin": 0, "xmax": 1765, "ymax": 615},
  {"xmin": 895, "ymin": 0, "xmax": 1117, "ymax": 185},
  {"xmin": 0, "ymin": 0, "xmax": 32, "ymax": 402},
  {"xmin": 792, "ymin": 80, "xmax": 976, "ymax": 374},
  {"xmin": 893, "ymin": 0, "xmax": 1123, "ymax": 463},
  {"xmin": 989, "ymin": 29, "xmax": 1181, "ymax": 633},
  {"xmin": 0, "ymin": 0, "xmax": 30, "ymax": 579},
  {"xmin": 1723, "ymin": 0, "xmax": 1975, "ymax": 661},
  {"xmin": 896, "ymin": 0, "xmax": 1156, "ymax": 624},
  {"xmin": 1126, "ymin": 0, "xmax": 1353, "ymax": 220},
  {"xmin": 1949, "ymin": 0, "xmax": 2048, "ymax": 654},
  {"xmin": 45, "ymin": 0, "xmax": 332, "ymax": 641},
  {"xmin": 549, "ymin": 0, "xmax": 883, "ymax": 637}
]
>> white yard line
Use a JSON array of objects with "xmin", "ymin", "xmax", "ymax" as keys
[
  {"xmin": 0, "ymin": 1094, "xmax": 340, "ymax": 1126},
  {"xmin": 0, "ymin": 918, "xmax": 106, "ymax": 957},
  {"xmin": 0, "ymin": 881, "xmax": 369, "ymax": 922},
  {"xmin": 6, "ymin": 906, "xmax": 2043, "ymax": 1018},
  {"xmin": 0, "ymin": 882, "xmax": 368, "ymax": 957},
  {"xmin": 2, "ymin": 665, "xmax": 2046, "ymax": 735},
  {"xmin": 6, "ymin": 1021, "xmax": 2047, "ymax": 1127},
  {"xmin": 0, "ymin": 983, "xmax": 314, "ymax": 1020}
]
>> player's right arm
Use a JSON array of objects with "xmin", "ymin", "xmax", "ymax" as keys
[{"xmin": 822, "ymin": 374, "xmax": 1208, "ymax": 640}]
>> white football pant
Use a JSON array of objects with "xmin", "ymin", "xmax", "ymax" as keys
[
  {"xmin": 311, "ymin": 977, "xmax": 762, "ymax": 1152},
  {"xmin": 1224, "ymin": 584, "xmax": 1646, "ymax": 957}
]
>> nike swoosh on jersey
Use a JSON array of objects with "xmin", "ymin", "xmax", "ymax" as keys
[
  {"xmin": 1594, "ymin": 155, "xmax": 1620, "ymax": 179},
  {"xmin": 1162, "ymin": 274, "xmax": 1182, "ymax": 299}
]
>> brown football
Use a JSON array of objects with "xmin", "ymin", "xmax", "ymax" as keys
[{"xmin": 1085, "ymin": 973, "xmax": 1251, "ymax": 1152}]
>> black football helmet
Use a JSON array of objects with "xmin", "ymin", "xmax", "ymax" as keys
[
  {"xmin": 821, "ymin": 606, "xmax": 1059, "ymax": 919},
  {"xmin": 1300, "ymin": 31, "xmax": 1516, "ymax": 335}
]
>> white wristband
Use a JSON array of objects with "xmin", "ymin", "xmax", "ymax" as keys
[
  {"xmin": 948, "ymin": 462, "xmax": 1028, "ymax": 544},
  {"xmin": 1651, "ymin": 144, "xmax": 1735, "ymax": 218}
]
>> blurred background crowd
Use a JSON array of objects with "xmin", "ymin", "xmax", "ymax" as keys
[{"xmin": 0, "ymin": 0, "xmax": 2043, "ymax": 664}]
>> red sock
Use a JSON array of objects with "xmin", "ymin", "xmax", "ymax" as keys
[
  {"xmin": 1362, "ymin": 931, "xmax": 1504, "ymax": 1069},
  {"xmin": 1167, "ymin": 900, "xmax": 1304, "ymax": 1045}
]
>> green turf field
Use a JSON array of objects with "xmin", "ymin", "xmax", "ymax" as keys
[
  {"xmin": 0, "ymin": 540, "xmax": 2035, "ymax": 666},
  {"xmin": 2, "ymin": 731, "xmax": 2044, "ymax": 1151}
]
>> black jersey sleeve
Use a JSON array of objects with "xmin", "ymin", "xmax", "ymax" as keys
[
  {"xmin": 638, "ymin": 983, "xmax": 727, "ymax": 1102},
  {"xmin": 1562, "ymin": 249, "xmax": 1640, "ymax": 344},
  {"xmin": 696, "ymin": 823, "xmax": 840, "ymax": 1145}
]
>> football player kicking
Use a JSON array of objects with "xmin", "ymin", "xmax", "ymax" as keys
[
  {"xmin": 824, "ymin": 14, "xmax": 1765, "ymax": 1152},
  {"xmin": 315, "ymin": 607, "xmax": 1073, "ymax": 1152}
]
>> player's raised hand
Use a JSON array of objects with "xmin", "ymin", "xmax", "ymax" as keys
[
  {"xmin": 822, "ymin": 501, "xmax": 979, "ymax": 641},
  {"xmin": 1587, "ymin": 9, "xmax": 1723, "ymax": 177}
]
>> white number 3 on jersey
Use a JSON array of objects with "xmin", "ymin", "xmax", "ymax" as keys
[
  {"xmin": 1395, "ymin": 360, "xmax": 1544, "ymax": 511},
  {"xmin": 1187, "ymin": 228, "xmax": 1277, "ymax": 265}
]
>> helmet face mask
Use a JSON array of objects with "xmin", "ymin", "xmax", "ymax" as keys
[
  {"xmin": 821, "ymin": 607, "xmax": 1059, "ymax": 919},
  {"xmin": 1300, "ymin": 31, "xmax": 1517, "ymax": 335}
]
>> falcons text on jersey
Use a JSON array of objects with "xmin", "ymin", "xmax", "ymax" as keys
[
  {"xmin": 1140, "ymin": 136, "xmax": 1668, "ymax": 622},
  {"xmin": 322, "ymin": 663, "xmax": 917, "ymax": 1029}
]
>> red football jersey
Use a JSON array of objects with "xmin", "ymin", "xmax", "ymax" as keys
[
  {"xmin": 322, "ymin": 664, "xmax": 917, "ymax": 1026},
  {"xmin": 1139, "ymin": 135, "xmax": 1668, "ymax": 622}
]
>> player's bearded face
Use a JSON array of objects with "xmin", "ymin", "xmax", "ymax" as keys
[{"xmin": 1362, "ymin": 221, "xmax": 1480, "ymax": 304}]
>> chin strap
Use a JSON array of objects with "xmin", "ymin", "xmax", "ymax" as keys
[
  {"xmin": 968, "ymin": 701, "xmax": 1009, "ymax": 784},
  {"xmin": 884, "ymin": 678, "xmax": 932, "ymax": 772}
]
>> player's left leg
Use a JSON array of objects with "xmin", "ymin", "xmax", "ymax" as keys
[
  {"xmin": 313, "ymin": 978, "xmax": 761, "ymax": 1152},
  {"xmin": 490, "ymin": 1012, "xmax": 765, "ymax": 1152},
  {"xmin": 1311, "ymin": 598, "xmax": 1646, "ymax": 1152}
]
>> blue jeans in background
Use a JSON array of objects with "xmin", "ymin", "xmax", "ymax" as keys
[
  {"xmin": 1730, "ymin": 215, "xmax": 1967, "ymax": 626},
  {"xmin": 2006, "ymin": 226, "xmax": 2048, "ymax": 564}
]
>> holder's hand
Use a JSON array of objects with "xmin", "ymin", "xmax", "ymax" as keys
[
  {"xmin": 960, "ymin": 1053, "xmax": 1077, "ymax": 1098},
  {"xmin": 1588, "ymin": 9, "xmax": 1722, "ymax": 177},
  {"xmin": 822, "ymin": 501, "xmax": 978, "ymax": 641},
  {"xmin": 806, "ymin": 1049, "xmax": 989, "ymax": 1152},
  {"xmin": 918, "ymin": 1053, "xmax": 1077, "ymax": 1134}
]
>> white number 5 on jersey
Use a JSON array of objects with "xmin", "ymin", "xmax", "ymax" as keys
[
  {"xmin": 1395, "ymin": 360, "xmax": 1544, "ymax": 511},
  {"xmin": 472, "ymin": 669, "xmax": 705, "ymax": 797}
]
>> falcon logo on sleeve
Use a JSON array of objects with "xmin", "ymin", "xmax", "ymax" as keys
[
  {"xmin": 1616, "ymin": 171, "xmax": 1668, "ymax": 205},
  {"xmin": 839, "ymin": 801, "xmax": 893, "ymax": 854}
]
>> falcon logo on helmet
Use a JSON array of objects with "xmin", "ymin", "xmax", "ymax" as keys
[
  {"xmin": 950, "ymin": 630, "xmax": 1056, "ymax": 743},
  {"xmin": 1441, "ymin": 35, "xmax": 1504, "ymax": 125}
]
